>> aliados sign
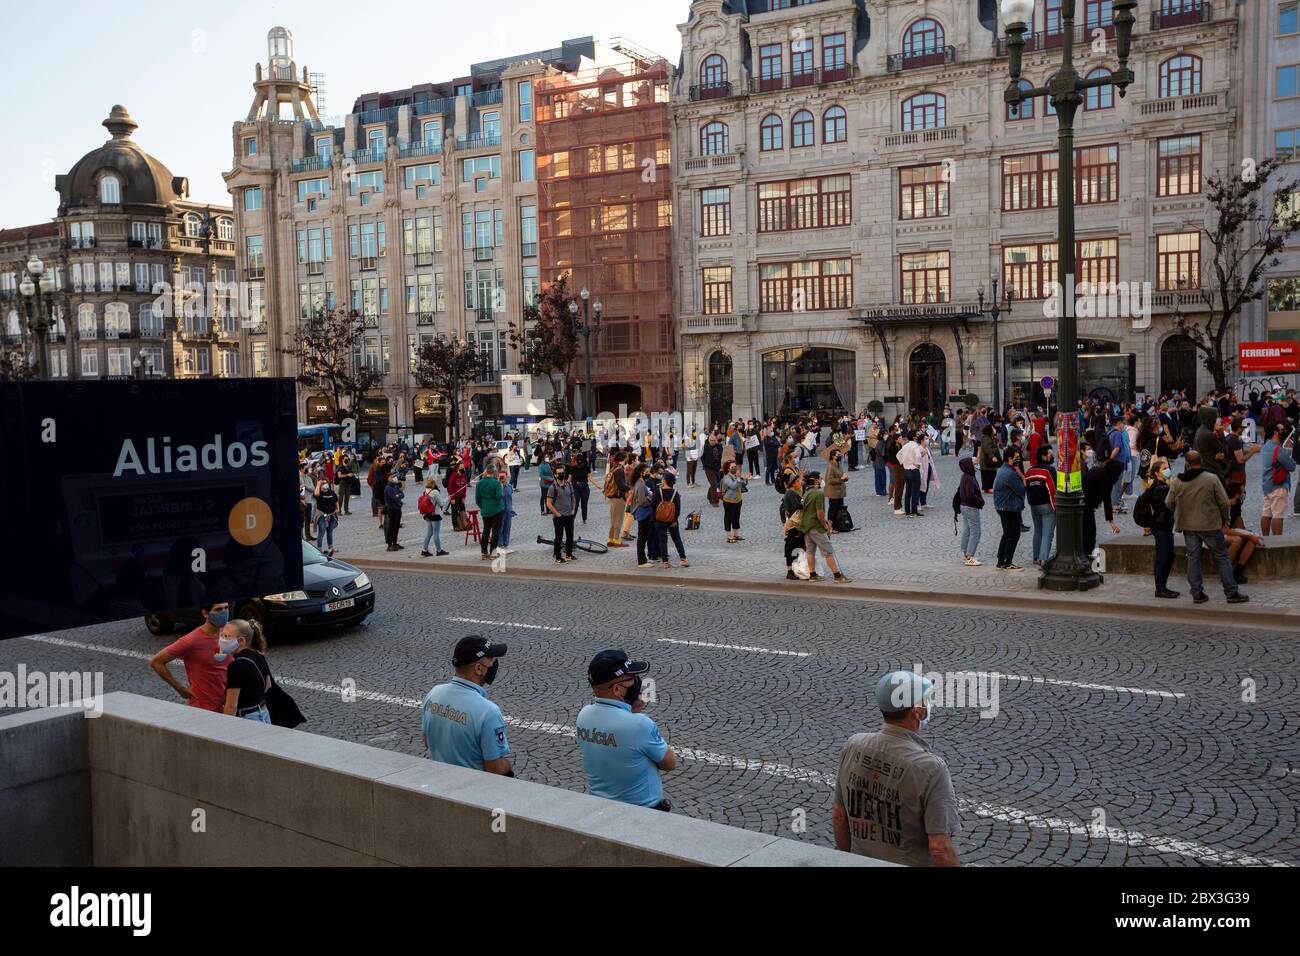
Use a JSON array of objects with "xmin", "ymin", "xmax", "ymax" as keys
[
  {"xmin": 113, "ymin": 435, "xmax": 271, "ymax": 477},
  {"xmin": 1239, "ymin": 341, "xmax": 1300, "ymax": 373}
]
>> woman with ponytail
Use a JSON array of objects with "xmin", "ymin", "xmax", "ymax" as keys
[{"xmin": 220, "ymin": 618, "xmax": 273, "ymax": 723}]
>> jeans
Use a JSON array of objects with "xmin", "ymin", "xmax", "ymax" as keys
[
  {"xmin": 1184, "ymin": 530, "xmax": 1239, "ymax": 598},
  {"xmin": 384, "ymin": 507, "xmax": 402, "ymax": 546},
  {"xmin": 1030, "ymin": 503, "xmax": 1056, "ymax": 563},
  {"xmin": 1153, "ymin": 527, "xmax": 1174, "ymax": 591},
  {"xmin": 574, "ymin": 482, "xmax": 590, "ymax": 522},
  {"xmin": 481, "ymin": 512, "xmax": 503, "ymax": 556},
  {"xmin": 873, "ymin": 464, "xmax": 887, "ymax": 496},
  {"xmin": 315, "ymin": 513, "xmax": 337, "ymax": 551},
  {"xmin": 1111, "ymin": 461, "xmax": 1129, "ymax": 508},
  {"xmin": 499, "ymin": 508, "xmax": 513, "ymax": 548},
  {"xmin": 238, "ymin": 703, "xmax": 272, "ymax": 723},
  {"xmin": 765, "ymin": 456, "xmax": 779, "ymax": 484},
  {"xmin": 636, "ymin": 517, "xmax": 658, "ymax": 564},
  {"xmin": 422, "ymin": 517, "xmax": 443, "ymax": 553},
  {"xmin": 655, "ymin": 523, "xmax": 687, "ymax": 562},
  {"xmin": 509, "ymin": 465, "xmax": 520, "ymax": 489},
  {"xmin": 940, "ymin": 438, "xmax": 950, "ymax": 456},
  {"xmin": 997, "ymin": 510, "xmax": 1023, "ymax": 567},
  {"xmin": 540, "ymin": 486, "xmax": 551, "ymax": 516},
  {"xmin": 960, "ymin": 506, "xmax": 982, "ymax": 557},
  {"xmin": 903, "ymin": 468, "xmax": 921, "ymax": 516},
  {"xmin": 1082, "ymin": 507, "xmax": 1098, "ymax": 555},
  {"xmin": 552, "ymin": 514, "xmax": 575, "ymax": 559}
]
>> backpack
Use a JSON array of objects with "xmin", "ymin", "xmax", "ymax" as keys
[
  {"xmin": 1138, "ymin": 449, "xmax": 1153, "ymax": 481},
  {"xmin": 1133, "ymin": 488, "xmax": 1156, "ymax": 529},
  {"xmin": 655, "ymin": 489, "xmax": 677, "ymax": 524},
  {"xmin": 603, "ymin": 468, "xmax": 619, "ymax": 498},
  {"xmin": 832, "ymin": 507, "xmax": 854, "ymax": 533},
  {"xmin": 774, "ymin": 470, "xmax": 787, "ymax": 494},
  {"xmin": 1273, "ymin": 447, "xmax": 1291, "ymax": 487},
  {"xmin": 417, "ymin": 491, "xmax": 435, "ymax": 516}
]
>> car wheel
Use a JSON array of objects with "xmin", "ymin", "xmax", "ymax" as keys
[
  {"xmin": 237, "ymin": 602, "xmax": 270, "ymax": 641},
  {"xmin": 144, "ymin": 613, "xmax": 175, "ymax": 637}
]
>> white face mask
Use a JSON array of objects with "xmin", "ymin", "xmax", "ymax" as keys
[
  {"xmin": 918, "ymin": 704, "xmax": 936, "ymax": 733},
  {"xmin": 215, "ymin": 637, "xmax": 239, "ymax": 661}
]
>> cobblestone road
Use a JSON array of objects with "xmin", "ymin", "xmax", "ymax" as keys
[{"xmin": 5, "ymin": 570, "xmax": 1297, "ymax": 866}]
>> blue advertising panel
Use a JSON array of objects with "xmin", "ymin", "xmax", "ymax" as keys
[{"xmin": 0, "ymin": 379, "xmax": 303, "ymax": 640}]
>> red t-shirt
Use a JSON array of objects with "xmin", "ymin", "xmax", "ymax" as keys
[{"xmin": 163, "ymin": 626, "xmax": 231, "ymax": 712}]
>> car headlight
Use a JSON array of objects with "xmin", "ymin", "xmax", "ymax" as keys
[
  {"xmin": 353, "ymin": 573, "xmax": 370, "ymax": 590},
  {"xmin": 264, "ymin": 590, "xmax": 309, "ymax": 604}
]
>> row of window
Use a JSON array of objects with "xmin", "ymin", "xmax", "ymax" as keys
[
  {"xmin": 699, "ymin": 234, "xmax": 1203, "ymax": 315},
  {"xmin": 67, "ymin": 217, "xmax": 233, "ymax": 246}
]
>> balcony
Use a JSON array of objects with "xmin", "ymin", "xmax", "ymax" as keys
[
  {"xmin": 356, "ymin": 106, "xmax": 399, "ymax": 126},
  {"xmin": 887, "ymin": 46, "xmax": 956, "ymax": 74},
  {"xmin": 996, "ymin": 24, "xmax": 1112, "ymax": 56},
  {"xmin": 291, "ymin": 154, "xmax": 333, "ymax": 173},
  {"xmin": 135, "ymin": 283, "xmax": 153, "ymax": 293},
  {"xmin": 520, "ymin": 242, "xmax": 538, "ymax": 258},
  {"xmin": 415, "ymin": 252, "xmax": 434, "ymax": 267},
  {"xmin": 306, "ymin": 260, "xmax": 325, "ymax": 276},
  {"xmin": 1151, "ymin": 2, "xmax": 1212, "ymax": 31},
  {"xmin": 1151, "ymin": 288, "xmax": 1213, "ymax": 310},
  {"xmin": 414, "ymin": 96, "xmax": 456, "ymax": 117},
  {"xmin": 416, "ymin": 312, "xmax": 436, "ymax": 326},
  {"xmin": 359, "ymin": 256, "xmax": 378, "ymax": 272},
  {"xmin": 1138, "ymin": 92, "xmax": 1220, "ymax": 117},
  {"xmin": 399, "ymin": 141, "xmax": 443, "ymax": 159},
  {"xmin": 474, "ymin": 245, "xmax": 494, "ymax": 262},
  {"xmin": 751, "ymin": 65, "xmax": 855, "ymax": 94},
  {"xmin": 474, "ymin": 307, "xmax": 495, "ymax": 325},
  {"xmin": 882, "ymin": 125, "xmax": 965, "ymax": 150},
  {"xmin": 683, "ymin": 314, "xmax": 743, "ymax": 334},
  {"xmin": 65, "ymin": 238, "xmax": 96, "ymax": 250},
  {"xmin": 246, "ymin": 266, "xmax": 265, "ymax": 280},
  {"xmin": 690, "ymin": 81, "xmax": 733, "ymax": 101},
  {"xmin": 471, "ymin": 88, "xmax": 503, "ymax": 108},
  {"xmin": 140, "ymin": 326, "xmax": 165, "ymax": 339},
  {"xmin": 128, "ymin": 238, "xmax": 163, "ymax": 249},
  {"xmin": 349, "ymin": 147, "xmax": 386, "ymax": 165},
  {"xmin": 683, "ymin": 152, "xmax": 741, "ymax": 174},
  {"xmin": 456, "ymin": 132, "xmax": 502, "ymax": 151},
  {"xmin": 78, "ymin": 328, "xmax": 97, "ymax": 341},
  {"xmin": 472, "ymin": 367, "xmax": 502, "ymax": 385}
]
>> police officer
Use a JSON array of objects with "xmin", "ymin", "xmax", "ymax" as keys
[
  {"xmin": 830, "ymin": 671, "xmax": 961, "ymax": 867},
  {"xmin": 576, "ymin": 650, "xmax": 676, "ymax": 810},
  {"xmin": 421, "ymin": 636, "xmax": 513, "ymax": 776}
]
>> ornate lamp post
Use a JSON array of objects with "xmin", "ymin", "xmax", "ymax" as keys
[
  {"xmin": 976, "ymin": 276, "xmax": 1014, "ymax": 411},
  {"xmin": 19, "ymin": 255, "xmax": 58, "ymax": 382},
  {"xmin": 1001, "ymin": 0, "xmax": 1137, "ymax": 592},
  {"xmin": 568, "ymin": 286, "xmax": 602, "ymax": 422}
]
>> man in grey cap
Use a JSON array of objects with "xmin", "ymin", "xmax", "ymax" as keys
[{"xmin": 831, "ymin": 671, "xmax": 961, "ymax": 866}]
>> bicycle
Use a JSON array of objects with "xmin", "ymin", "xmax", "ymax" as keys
[{"xmin": 535, "ymin": 535, "xmax": 609, "ymax": 555}]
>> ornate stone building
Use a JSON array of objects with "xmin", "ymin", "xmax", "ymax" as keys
[{"xmin": 672, "ymin": 0, "xmax": 1242, "ymax": 422}]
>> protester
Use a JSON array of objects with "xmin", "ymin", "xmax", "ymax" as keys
[
  {"xmin": 418, "ymin": 477, "xmax": 450, "ymax": 558},
  {"xmin": 474, "ymin": 464, "xmax": 505, "ymax": 561},
  {"xmin": 798, "ymin": 471, "xmax": 852, "ymax": 584},
  {"xmin": 1081, "ymin": 457, "xmax": 1124, "ymax": 556},
  {"xmin": 1165, "ymin": 450, "xmax": 1248, "ymax": 604},
  {"xmin": 148, "ymin": 602, "xmax": 231, "ymax": 712},
  {"xmin": 219, "ymin": 618, "xmax": 273, "ymax": 723},
  {"xmin": 1134, "ymin": 456, "xmax": 1178, "ymax": 598},
  {"xmin": 547, "ymin": 462, "xmax": 578, "ymax": 564},
  {"xmin": 383, "ymin": 470, "xmax": 405, "ymax": 552},
  {"xmin": 1260, "ymin": 422, "xmax": 1296, "ymax": 536},
  {"xmin": 313, "ymin": 473, "xmax": 339, "ymax": 557},
  {"xmin": 719, "ymin": 460, "xmax": 750, "ymax": 544},
  {"xmin": 653, "ymin": 472, "xmax": 689, "ymax": 569},
  {"xmin": 993, "ymin": 447, "xmax": 1026, "ymax": 572},
  {"xmin": 1024, "ymin": 445, "xmax": 1057, "ymax": 567},
  {"xmin": 957, "ymin": 456, "xmax": 985, "ymax": 567}
]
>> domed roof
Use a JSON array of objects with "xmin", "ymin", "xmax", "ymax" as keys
[{"xmin": 58, "ymin": 106, "xmax": 188, "ymax": 211}]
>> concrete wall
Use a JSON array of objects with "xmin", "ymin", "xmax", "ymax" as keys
[{"xmin": 0, "ymin": 693, "xmax": 885, "ymax": 868}]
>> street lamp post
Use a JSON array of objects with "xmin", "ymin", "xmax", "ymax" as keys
[
  {"xmin": 1001, "ymin": 0, "xmax": 1137, "ymax": 592},
  {"xmin": 18, "ymin": 255, "xmax": 57, "ymax": 382},
  {"xmin": 568, "ymin": 287, "xmax": 602, "ymax": 423},
  {"xmin": 976, "ymin": 276, "xmax": 1014, "ymax": 411}
]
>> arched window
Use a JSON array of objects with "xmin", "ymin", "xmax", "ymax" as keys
[
  {"xmin": 217, "ymin": 218, "xmax": 234, "ymax": 241},
  {"xmin": 105, "ymin": 302, "xmax": 130, "ymax": 336},
  {"xmin": 77, "ymin": 303, "xmax": 96, "ymax": 338},
  {"xmin": 823, "ymin": 105, "xmax": 847, "ymax": 143},
  {"xmin": 700, "ymin": 54, "xmax": 728, "ymax": 89},
  {"xmin": 902, "ymin": 92, "xmax": 945, "ymax": 131},
  {"xmin": 1159, "ymin": 54, "xmax": 1202, "ymax": 98},
  {"xmin": 99, "ymin": 174, "xmax": 121, "ymax": 204},
  {"xmin": 909, "ymin": 343, "xmax": 947, "ymax": 415},
  {"xmin": 708, "ymin": 351, "xmax": 734, "ymax": 428},
  {"xmin": 1085, "ymin": 69, "xmax": 1115, "ymax": 109},
  {"xmin": 760, "ymin": 114, "xmax": 783, "ymax": 151},
  {"xmin": 791, "ymin": 110, "xmax": 815, "ymax": 148},
  {"xmin": 1161, "ymin": 333, "xmax": 1198, "ymax": 396},
  {"xmin": 700, "ymin": 121, "xmax": 729, "ymax": 156},
  {"xmin": 186, "ymin": 214, "xmax": 203, "ymax": 238},
  {"xmin": 1007, "ymin": 79, "xmax": 1035, "ymax": 119},
  {"xmin": 4, "ymin": 309, "xmax": 19, "ymax": 337},
  {"xmin": 903, "ymin": 18, "xmax": 945, "ymax": 58}
]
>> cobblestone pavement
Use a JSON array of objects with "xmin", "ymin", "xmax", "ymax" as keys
[
  {"xmin": 5, "ymin": 570, "xmax": 1297, "ymax": 866},
  {"xmin": 328, "ymin": 450, "xmax": 1300, "ymax": 612}
]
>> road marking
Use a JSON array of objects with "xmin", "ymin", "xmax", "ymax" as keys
[
  {"xmin": 993, "ymin": 673, "xmax": 1185, "ymax": 700},
  {"xmin": 447, "ymin": 617, "xmax": 563, "ymax": 632},
  {"xmin": 657, "ymin": 638, "xmax": 811, "ymax": 658},
  {"xmin": 14, "ymin": 634, "xmax": 1283, "ymax": 866}
]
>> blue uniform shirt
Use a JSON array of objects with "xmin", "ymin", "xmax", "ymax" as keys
[
  {"xmin": 576, "ymin": 698, "xmax": 669, "ymax": 807},
  {"xmin": 422, "ymin": 677, "xmax": 509, "ymax": 770}
]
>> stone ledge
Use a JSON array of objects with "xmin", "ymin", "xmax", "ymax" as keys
[{"xmin": 1103, "ymin": 533, "xmax": 1300, "ymax": 579}]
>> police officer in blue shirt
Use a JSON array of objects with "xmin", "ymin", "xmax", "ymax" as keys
[
  {"xmin": 576, "ymin": 650, "xmax": 677, "ymax": 810},
  {"xmin": 422, "ymin": 636, "xmax": 513, "ymax": 776}
]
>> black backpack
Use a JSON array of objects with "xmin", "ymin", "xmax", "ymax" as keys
[
  {"xmin": 774, "ymin": 470, "xmax": 787, "ymax": 494},
  {"xmin": 1132, "ymin": 488, "xmax": 1155, "ymax": 529},
  {"xmin": 832, "ymin": 507, "xmax": 854, "ymax": 533}
]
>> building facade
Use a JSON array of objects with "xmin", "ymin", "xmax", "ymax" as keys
[
  {"xmin": 52, "ymin": 106, "xmax": 236, "ymax": 381},
  {"xmin": 672, "ymin": 0, "xmax": 1242, "ymax": 423},
  {"xmin": 1, "ymin": 223, "xmax": 62, "ymax": 356},
  {"xmin": 226, "ymin": 28, "xmax": 668, "ymax": 443}
]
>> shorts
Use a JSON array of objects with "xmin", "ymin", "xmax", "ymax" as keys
[
  {"xmin": 805, "ymin": 528, "xmax": 835, "ymax": 557},
  {"xmin": 1263, "ymin": 486, "xmax": 1290, "ymax": 520}
]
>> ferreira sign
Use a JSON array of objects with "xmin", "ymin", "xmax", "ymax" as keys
[{"xmin": 0, "ymin": 379, "xmax": 303, "ymax": 641}]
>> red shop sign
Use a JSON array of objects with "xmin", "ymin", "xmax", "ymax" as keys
[{"xmin": 1239, "ymin": 341, "xmax": 1300, "ymax": 373}]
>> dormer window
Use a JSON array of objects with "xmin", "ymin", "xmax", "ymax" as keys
[{"xmin": 100, "ymin": 174, "xmax": 121, "ymax": 204}]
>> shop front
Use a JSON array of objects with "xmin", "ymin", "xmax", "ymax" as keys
[
  {"xmin": 412, "ymin": 393, "xmax": 446, "ymax": 442},
  {"xmin": 761, "ymin": 347, "xmax": 856, "ymax": 421},
  {"xmin": 304, "ymin": 394, "xmax": 336, "ymax": 425},
  {"xmin": 470, "ymin": 392, "xmax": 504, "ymax": 439},
  {"xmin": 1003, "ymin": 339, "xmax": 1134, "ymax": 408},
  {"xmin": 355, "ymin": 397, "xmax": 391, "ymax": 451}
]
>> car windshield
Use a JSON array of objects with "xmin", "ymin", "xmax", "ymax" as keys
[{"xmin": 302, "ymin": 540, "xmax": 330, "ymax": 566}]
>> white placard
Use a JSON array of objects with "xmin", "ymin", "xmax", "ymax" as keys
[
  {"xmin": 854, "ymin": 429, "xmax": 867, "ymax": 442},
  {"xmin": 744, "ymin": 435, "xmax": 760, "ymax": 450}
]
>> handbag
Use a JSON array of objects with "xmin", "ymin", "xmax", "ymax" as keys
[
  {"xmin": 265, "ymin": 680, "xmax": 306, "ymax": 729},
  {"xmin": 685, "ymin": 512, "xmax": 701, "ymax": 531}
]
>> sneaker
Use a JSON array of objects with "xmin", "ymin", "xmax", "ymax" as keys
[
  {"xmin": 968, "ymin": 558, "xmax": 983, "ymax": 567},
  {"xmin": 662, "ymin": 563, "xmax": 672, "ymax": 570},
  {"xmin": 1227, "ymin": 593, "xmax": 1250, "ymax": 604},
  {"xmin": 637, "ymin": 563, "xmax": 653, "ymax": 570},
  {"xmin": 436, "ymin": 550, "xmax": 450, "ymax": 557},
  {"xmin": 555, "ymin": 558, "xmax": 566, "ymax": 566},
  {"xmin": 893, "ymin": 510, "xmax": 905, "ymax": 516},
  {"xmin": 1192, "ymin": 593, "xmax": 1209, "ymax": 604},
  {"xmin": 680, "ymin": 559, "xmax": 690, "ymax": 567},
  {"xmin": 420, "ymin": 551, "xmax": 432, "ymax": 558},
  {"xmin": 807, "ymin": 573, "xmax": 824, "ymax": 582},
  {"xmin": 787, "ymin": 570, "xmax": 798, "ymax": 580},
  {"xmin": 833, "ymin": 574, "xmax": 854, "ymax": 584},
  {"xmin": 1155, "ymin": 589, "xmax": 1180, "ymax": 599},
  {"xmin": 1005, "ymin": 564, "xmax": 1025, "ymax": 572}
]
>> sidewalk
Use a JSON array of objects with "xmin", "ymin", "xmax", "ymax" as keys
[{"xmin": 324, "ymin": 455, "xmax": 1300, "ymax": 629}]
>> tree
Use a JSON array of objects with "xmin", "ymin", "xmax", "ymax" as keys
[
  {"xmin": 508, "ymin": 273, "xmax": 581, "ymax": 421},
  {"xmin": 281, "ymin": 308, "xmax": 382, "ymax": 419},
  {"xmin": 0, "ymin": 344, "xmax": 35, "ymax": 382},
  {"xmin": 412, "ymin": 337, "xmax": 491, "ymax": 442},
  {"xmin": 1173, "ymin": 159, "xmax": 1300, "ymax": 393}
]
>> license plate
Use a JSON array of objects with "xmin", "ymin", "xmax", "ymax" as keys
[{"xmin": 324, "ymin": 598, "xmax": 355, "ymax": 613}]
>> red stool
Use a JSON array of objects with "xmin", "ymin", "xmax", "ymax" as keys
[{"xmin": 464, "ymin": 509, "xmax": 482, "ymax": 545}]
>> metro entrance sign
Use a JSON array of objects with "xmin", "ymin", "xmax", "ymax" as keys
[{"xmin": 0, "ymin": 379, "xmax": 303, "ymax": 641}]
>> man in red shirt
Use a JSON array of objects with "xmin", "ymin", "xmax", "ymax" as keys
[{"xmin": 149, "ymin": 602, "xmax": 232, "ymax": 712}]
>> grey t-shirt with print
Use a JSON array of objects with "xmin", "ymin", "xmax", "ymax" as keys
[
  {"xmin": 832, "ymin": 724, "xmax": 960, "ymax": 867},
  {"xmin": 547, "ymin": 481, "xmax": 576, "ymax": 517}
]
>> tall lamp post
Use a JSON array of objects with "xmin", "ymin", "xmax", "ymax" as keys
[
  {"xmin": 18, "ymin": 256, "xmax": 57, "ymax": 382},
  {"xmin": 976, "ymin": 276, "xmax": 1014, "ymax": 411},
  {"xmin": 568, "ymin": 286, "xmax": 602, "ymax": 423},
  {"xmin": 1001, "ymin": 0, "xmax": 1137, "ymax": 592}
]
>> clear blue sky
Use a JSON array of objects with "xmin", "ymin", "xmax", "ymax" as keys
[{"xmin": 0, "ymin": 0, "xmax": 685, "ymax": 228}]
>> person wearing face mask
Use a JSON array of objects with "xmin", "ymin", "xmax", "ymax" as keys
[
  {"xmin": 383, "ymin": 472, "xmax": 405, "ymax": 552},
  {"xmin": 220, "ymin": 619, "xmax": 273, "ymax": 722},
  {"xmin": 148, "ymin": 602, "xmax": 232, "ymax": 713},
  {"xmin": 1024, "ymin": 445, "xmax": 1057, "ymax": 568},
  {"xmin": 831, "ymin": 671, "xmax": 961, "ymax": 867},
  {"xmin": 421, "ymin": 636, "xmax": 513, "ymax": 776},
  {"xmin": 1134, "ymin": 456, "xmax": 1179, "ymax": 599},
  {"xmin": 576, "ymin": 650, "xmax": 677, "ymax": 810}
]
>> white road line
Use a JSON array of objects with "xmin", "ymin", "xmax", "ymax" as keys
[
  {"xmin": 447, "ymin": 617, "xmax": 562, "ymax": 632},
  {"xmin": 15, "ymin": 634, "xmax": 1284, "ymax": 866},
  {"xmin": 657, "ymin": 638, "xmax": 811, "ymax": 658},
  {"xmin": 993, "ymin": 673, "xmax": 1186, "ymax": 700}
]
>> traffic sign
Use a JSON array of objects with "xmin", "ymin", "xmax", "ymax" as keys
[{"xmin": 1040, "ymin": 376, "xmax": 1056, "ymax": 391}]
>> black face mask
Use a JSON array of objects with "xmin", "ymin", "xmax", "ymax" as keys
[
  {"xmin": 624, "ymin": 675, "xmax": 642, "ymax": 705},
  {"xmin": 482, "ymin": 660, "xmax": 500, "ymax": 686}
]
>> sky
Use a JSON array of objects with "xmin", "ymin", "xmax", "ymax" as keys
[{"xmin": 0, "ymin": 0, "xmax": 686, "ymax": 228}]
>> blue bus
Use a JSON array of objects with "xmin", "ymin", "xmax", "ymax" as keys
[{"xmin": 297, "ymin": 424, "xmax": 351, "ymax": 455}]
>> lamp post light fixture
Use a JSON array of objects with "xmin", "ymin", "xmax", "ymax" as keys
[
  {"xmin": 570, "ymin": 288, "xmax": 602, "ymax": 423},
  {"xmin": 18, "ymin": 255, "xmax": 57, "ymax": 382},
  {"xmin": 976, "ymin": 276, "xmax": 1014, "ymax": 411},
  {"xmin": 1001, "ymin": 0, "xmax": 1137, "ymax": 593}
]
